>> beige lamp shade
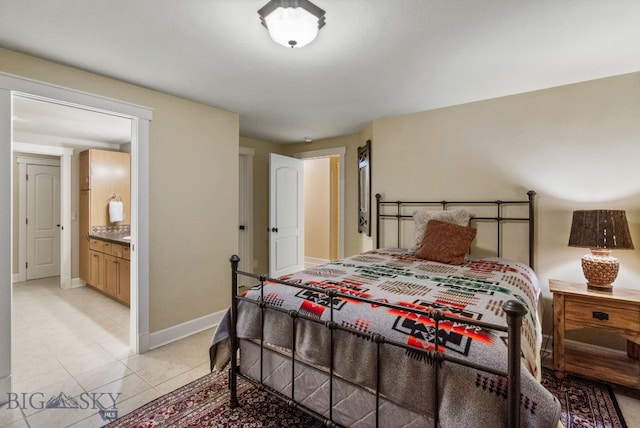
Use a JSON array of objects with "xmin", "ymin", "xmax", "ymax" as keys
[{"xmin": 568, "ymin": 210, "xmax": 634, "ymax": 290}]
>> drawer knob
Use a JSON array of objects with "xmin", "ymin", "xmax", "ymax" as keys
[{"xmin": 592, "ymin": 311, "xmax": 609, "ymax": 321}]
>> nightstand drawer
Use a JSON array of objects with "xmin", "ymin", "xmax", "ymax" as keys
[{"xmin": 565, "ymin": 299, "xmax": 640, "ymax": 333}]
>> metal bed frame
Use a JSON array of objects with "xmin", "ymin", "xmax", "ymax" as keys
[
  {"xmin": 376, "ymin": 190, "xmax": 537, "ymax": 268},
  {"xmin": 227, "ymin": 190, "xmax": 537, "ymax": 428}
]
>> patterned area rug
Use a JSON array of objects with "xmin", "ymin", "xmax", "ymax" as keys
[
  {"xmin": 541, "ymin": 368, "xmax": 628, "ymax": 428},
  {"xmin": 105, "ymin": 370, "xmax": 322, "ymax": 428},
  {"xmin": 106, "ymin": 368, "xmax": 627, "ymax": 427}
]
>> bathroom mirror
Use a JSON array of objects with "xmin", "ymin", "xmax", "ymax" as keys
[{"xmin": 358, "ymin": 140, "xmax": 371, "ymax": 236}]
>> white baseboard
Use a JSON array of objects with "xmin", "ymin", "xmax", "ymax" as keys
[
  {"xmin": 137, "ymin": 332, "xmax": 150, "ymax": 355},
  {"xmin": 12, "ymin": 275, "xmax": 85, "ymax": 287},
  {"xmin": 0, "ymin": 374, "xmax": 10, "ymax": 405},
  {"xmin": 305, "ymin": 257, "xmax": 329, "ymax": 268},
  {"xmin": 147, "ymin": 309, "xmax": 226, "ymax": 350},
  {"xmin": 70, "ymin": 277, "xmax": 86, "ymax": 288}
]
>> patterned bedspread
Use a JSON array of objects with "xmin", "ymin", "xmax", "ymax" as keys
[{"xmin": 227, "ymin": 249, "xmax": 561, "ymax": 427}]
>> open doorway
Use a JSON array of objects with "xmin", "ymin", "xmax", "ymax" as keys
[
  {"xmin": 267, "ymin": 148, "xmax": 345, "ymax": 276},
  {"xmin": 295, "ymin": 147, "xmax": 345, "ymax": 266},
  {"xmin": 1, "ymin": 73, "xmax": 152, "ymax": 403},
  {"xmin": 303, "ymin": 157, "xmax": 339, "ymax": 267},
  {"xmin": 10, "ymin": 96, "xmax": 135, "ymax": 384},
  {"xmin": 12, "ymin": 96, "xmax": 132, "ymax": 287}
]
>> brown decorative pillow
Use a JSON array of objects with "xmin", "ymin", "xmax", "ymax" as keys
[
  {"xmin": 415, "ymin": 220, "xmax": 477, "ymax": 265},
  {"xmin": 409, "ymin": 208, "xmax": 472, "ymax": 253}
]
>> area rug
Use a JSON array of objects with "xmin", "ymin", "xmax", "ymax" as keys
[
  {"xmin": 107, "ymin": 369, "xmax": 628, "ymax": 427},
  {"xmin": 105, "ymin": 370, "xmax": 322, "ymax": 428},
  {"xmin": 541, "ymin": 368, "xmax": 627, "ymax": 428}
]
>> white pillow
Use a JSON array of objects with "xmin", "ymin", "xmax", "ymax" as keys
[{"xmin": 409, "ymin": 208, "xmax": 473, "ymax": 253}]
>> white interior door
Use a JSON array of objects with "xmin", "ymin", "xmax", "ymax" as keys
[
  {"xmin": 26, "ymin": 164, "xmax": 60, "ymax": 280},
  {"xmin": 269, "ymin": 153, "xmax": 304, "ymax": 277}
]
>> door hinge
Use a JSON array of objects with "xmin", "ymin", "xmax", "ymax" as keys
[
  {"xmin": 26, "ymin": 262, "xmax": 28, "ymax": 269},
  {"xmin": 25, "ymin": 174, "xmax": 28, "ymax": 181},
  {"xmin": 26, "ymin": 218, "xmax": 28, "ymax": 225}
]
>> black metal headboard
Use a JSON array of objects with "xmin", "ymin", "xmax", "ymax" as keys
[{"xmin": 375, "ymin": 191, "xmax": 536, "ymax": 268}]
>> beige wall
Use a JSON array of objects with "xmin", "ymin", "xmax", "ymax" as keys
[
  {"xmin": 1, "ymin": 47, "xmax": 239, "ymax": 332},
  {"xmin": 304, "ymin": 158, "xmax": 330, "ymax": 260},
  {"xmin": 371, "ymin": 72, "xmax": 640, "ymax": 340},
  {"xmin": 242, "ymin": 71, "xmax": 640, "ymax": 347},
  {"xmin": 17, "ymin": 32, "xmax": 625, "ymax": 343}
]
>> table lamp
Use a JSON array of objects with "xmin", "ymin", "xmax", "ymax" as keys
[{"xmin": 568, "ymin": 210, "xmax": 634, "ymax": 291}]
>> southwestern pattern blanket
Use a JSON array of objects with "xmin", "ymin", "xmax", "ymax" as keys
[{"xmin": 211, "ymin": 248, "xmax": 561, "ymax": 427}]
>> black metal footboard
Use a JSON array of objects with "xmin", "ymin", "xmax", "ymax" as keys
[{"xmin": 228, "ymin": 255, "xmax": 527, "ymax": 428}]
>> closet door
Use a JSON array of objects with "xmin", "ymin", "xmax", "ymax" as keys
[{"xmin": 26, "ymin": 164, "xmax": 60, "ymax": 280}]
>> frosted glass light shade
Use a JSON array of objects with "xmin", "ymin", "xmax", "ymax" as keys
[
  {"xmin": 265, "ymin": 7, "xmax": 319, "ymax": 48},
  {"xmin": 258, "ymin": 0, "xmax": 326, "ymax": 48}
]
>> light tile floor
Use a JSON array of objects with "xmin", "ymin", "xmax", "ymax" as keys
[
  {"xmin": 2, "ymin": 277, "xmax": 639, "ymax": 427},
  {"xmin": 1, "ymin": 277, "xmax": 212, "ymax": 428}
]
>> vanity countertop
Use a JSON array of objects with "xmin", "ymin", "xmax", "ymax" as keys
[{"xmin": 89, "ymin": 232, "xmax": 131, "ymax": 246}]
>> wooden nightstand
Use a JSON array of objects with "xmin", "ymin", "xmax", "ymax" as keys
[{"xmin": 550, "ymin": 279, "xmax": 640, "ymax": 388}]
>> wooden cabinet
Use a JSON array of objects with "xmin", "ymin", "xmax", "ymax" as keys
[
  {"xmin": 116, "ymin": 258, "xmax": 130, "ymax": 304},
  {"xmin": 79, "ymin": 149, "xmax": 130, "ymax": 283},
  {"xmin": 122, "ymin": 245, "xmax": 130, "ymax": 260},
  {"xmin": 88, "ymin": 250, "xmax": 105, "ymax": 291},
  {"xmin": 79, "ymin": 150, "xmax": 91, "ymax": 190},
  {"xmin": 89, "ymin": 238, "xmax": 104, "ymax": 252},
  {"xmin": 79, "ymin": 190, "xmax": 90, "ymax": 281},
  {"xmin": 550, "ymin": 279, "xmax": 640, "ymax": 388},
  {"xmin": 104, "ymin": 255, "xmax": 118, "ymax": 297},
  {"xmin": 87, "ymin": 239, "xmax": 106, "ymax": 291},
  {"xmin": 87, "ymin": 239, "xmax": 130, "ymax": 305}
]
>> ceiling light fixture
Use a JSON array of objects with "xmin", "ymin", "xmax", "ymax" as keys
[{"xmin": 258, "ymin": 0, "xmax": 326, "ymax": 48}]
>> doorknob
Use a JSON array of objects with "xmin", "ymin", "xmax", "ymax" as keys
[
  {"xmin": 239, "ymin": 225, "xmax": 245, "ymax": 230},
  {"xmin": 271, "ymin": 227, "xmax": 278, "ymax": 233}
]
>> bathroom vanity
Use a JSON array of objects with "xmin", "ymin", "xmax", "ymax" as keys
[{"xmin": 79, "ymin": 149, "xmax": 131, "ymax": 305}]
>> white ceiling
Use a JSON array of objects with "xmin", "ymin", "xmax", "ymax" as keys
[
  {"xmin": 2, "ymin": 0, "xmax": 640, "ymax": 145},
  {"xmin": 12, "ymin": 96, "xmax": 132, "ymax": 149}
]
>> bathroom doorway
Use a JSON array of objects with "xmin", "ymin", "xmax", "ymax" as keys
[{"xmin": 1, "ymin": 73, "xmax": 152, "ymax": 402}]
